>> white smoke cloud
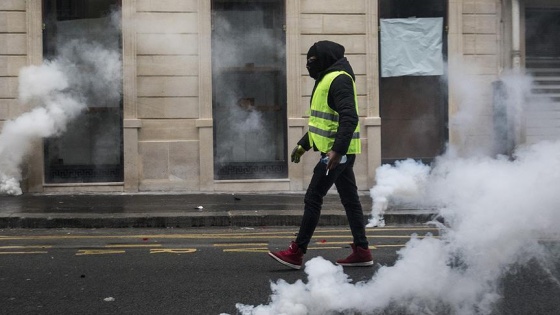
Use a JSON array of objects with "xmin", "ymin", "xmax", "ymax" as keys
[
  {"xmin": 236, "ymin": 140, "xmax": 560, "ymax": 314},
  {"xmin": 368, "ymin": 159, "xmax": 431, "ymax": 227},
  {"xmin": 0, "ymin": 12, "xmax": 122, "ymax": 195},
  {"xmin": 233, "ymin": 69, "xmax": 560, "ymax": 314},
  {"xmin": 18, "ymin": 62, "xmax": 69, "ymax": 103},
  {"xmin": 0, "ymin": 62, "xmax": 85, "ymax": 195}
]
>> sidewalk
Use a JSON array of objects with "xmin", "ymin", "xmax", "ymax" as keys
[{"xmin": 0, "ymin": 192, "xmax": 439, "ymax": 228}]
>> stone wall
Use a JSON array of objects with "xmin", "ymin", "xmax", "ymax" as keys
[
  {"xmin": 130, "ymin": 0, "xmax": 202, "ymax": 191},
  {"xmin": 0, "ymin": 0, "xmax": 27, "ymax": 130},
  {"xmin": 0, "ymin": 0, "xmax": 43, "ymax": 193},
  {"xmin": 448, "ymin": 0, "xmax": 502, "ymax": 155},
  {"xmin": 130, "ymin": 0, "xmax": 381, "ymax": 192},
  {"xmin": 4, "ymin": 0, "xmax": 520, "ymax": 194}
]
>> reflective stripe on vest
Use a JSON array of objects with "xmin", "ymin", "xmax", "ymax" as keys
[{"xmin": 308, "ymin": 71, "xmax": 361, "ymax": 154}]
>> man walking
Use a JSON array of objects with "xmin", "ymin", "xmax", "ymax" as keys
[{"xmin": 268, "ymin": 40, "xmax": 372, "ymax": 270}]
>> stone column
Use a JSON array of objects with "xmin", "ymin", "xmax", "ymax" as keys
[
  {"xmin": 365, "ymin": 0, "xmax": 381, "ymax": 188},
  {"xmin": 24, "ymin": 0, "xmax": 44, "ymax": 193},
  {"xmin": 197, "ymin": 0, "xmax": 214, "ymax": 191},
  {"xmin": 122, "ymin": 0, "xmax": 140, "ymax": 192}
]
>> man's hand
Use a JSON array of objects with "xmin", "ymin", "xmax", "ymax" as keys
[
  {"xmin": 326, "ymin": 150, "xmax": 342, "ymax": 171},
  {"xmin": 291, "ymin": 145, "xmax": 306, "ymax": 163}
]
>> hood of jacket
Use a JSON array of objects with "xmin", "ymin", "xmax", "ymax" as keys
[{"xmin": 306, "ymin": 40, "xmax": 355, "ymax": 81}]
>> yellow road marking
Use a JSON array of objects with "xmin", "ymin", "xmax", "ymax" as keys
[
  {"xmin": 0, "ymin": 234, "xmax": 437, "ymax": 242},
  {"xmin": 105, "ymin": 244, "xmax": 162, "ymax": 248},
  {"xmin": 314, "ymin": 241, "xmax": 350, "ymax": 245},
  {"xmin": 76, "ymin": 249, "xmax": 126, "ymax": 256},
  {"xmin": 214, "ymin": 243, "xmax": 268, "ymax": 247},
  {"xmin": 150, "ymin": 248, "xmax": 197, "ymax": 254},
  {"xmin": 223, "ymin": 248, "xmax": 269, "ymax": 253},
  {"xmin": 320, "ymin": 227, "xmax": 439, "ymax": 232},
  {"xmin": 0, "ymin": 245, "xmax": 52, "ymax": 249},
  {"xmin": 225, "ymin": 245, "xmax": 381, "ymax": 253},
  {"xmin": 0, "ymin": 227, "xmax": 439, "ymax": 241},
  {"xmin": 306, "ymin": 246, "xmax": 343, "ymax": 250},
  {"xmin": 0, "ymin": 245, "xmax": 52, "ymax": 255},
  {"xmin": 370, "ymin": 235, "xmax": 438, "ymax": 239},
  {"xmin": 0, "ymin": 251, "xmax": 48, "ymax": 255},
  {"xmin": 224, "ymin": 244, "xmax": 408, "ymax": 252}
]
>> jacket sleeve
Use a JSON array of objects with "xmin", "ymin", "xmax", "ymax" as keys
[
  {"xmin": 297, "ymin": 132, "xmax": 312, "ymax": 151},
  {"xmin": 328, "ymin": 74, "xmax": 358, "ymax": 155}
]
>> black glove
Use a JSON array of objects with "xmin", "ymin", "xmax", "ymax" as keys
[{"xmin": 291, "ymin": 145, "xmax": 306, "ymax": 163}]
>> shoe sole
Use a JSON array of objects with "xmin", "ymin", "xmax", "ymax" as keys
[
  {"xmin": 336, "ymin": 261, "xmax": 374, "ymax": 267},
  {"xmin": 268, "ymin": 252, "xmax": 302, "ymax": 270}
]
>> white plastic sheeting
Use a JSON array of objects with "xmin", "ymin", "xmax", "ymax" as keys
[{"xmin": 380, "ymin": 17, "xmax": 444, "ymax": 77}]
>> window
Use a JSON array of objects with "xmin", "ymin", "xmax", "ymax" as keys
[
  {"xmin": 42, "ymin": 0, "xmax": 123, "ymax": 183},
  {"xmin": 211, "ymin": 0, "xmax": 287, "ymax": 180}
]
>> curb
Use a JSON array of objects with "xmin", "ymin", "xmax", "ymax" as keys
[{"xmin": 0, "ymin": 210, "xmax": 440, "ymax": 229}]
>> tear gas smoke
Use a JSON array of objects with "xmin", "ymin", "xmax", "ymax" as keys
[
  {"xmin": 233, "ymin": 70, "xmax": 560, "ymax": 314},
  {"xmin": 367, "ymin": 159, "xmax": 431, "ymax": 227},
  {"xmin": 0, "ymin": 12, "xmax": 122, "ymax": 195},
  {"xmin": 212, "ymin": 10, "xmax": 285, "ymax": 166},
  {"xmin": 0, "ymin": 62, "xmax": 82, "ymax": 195}
]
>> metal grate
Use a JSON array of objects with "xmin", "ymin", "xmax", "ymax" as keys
[
  {"xmin": 46, "ymin": 165, "xmax": 123, "ymax": 183},
  {"xmin": 215, "ymin": 162, "xmax": 287, "ymax": 180}
]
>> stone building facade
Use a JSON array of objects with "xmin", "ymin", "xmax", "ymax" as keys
[{"xmin": 0, "ymin": 0, "xmax": 559, "ymax": 194}]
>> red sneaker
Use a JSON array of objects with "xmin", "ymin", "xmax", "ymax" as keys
[
  {"xmin": 336, "ymin": 244, "xmax": 373, "ymax": 267},
  {"xmin": 268, "ymin": 241, "xmax": 303, "ymax": 270}
]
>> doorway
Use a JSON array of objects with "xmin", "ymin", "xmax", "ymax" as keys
[
  {"xmin": 378, "ymin": 0, "xmax": 448, "ymax": 164},
  {"xmin": 211, "ymin": 0, "xmax": 287, "ymax": 180},
  {"xmin": 524, "ymin": 7, "xmax": 560, "ymax": 144},
  {"xmin": 42, "ymin": 0, "xmax": 123, "ymax": 183}
]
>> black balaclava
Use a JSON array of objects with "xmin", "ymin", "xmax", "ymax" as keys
[{"xmin": 306, "ymin": 40, "xmax": 345, "ymax": 79}]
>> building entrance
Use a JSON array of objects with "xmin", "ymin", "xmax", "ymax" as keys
[
  {"xmin": 524, "ymin": 6, "xmax": 560, "ymax": 144},
  {"xmin": 378, "ymin": 0, "xmax": 448, "ymax": 164}
]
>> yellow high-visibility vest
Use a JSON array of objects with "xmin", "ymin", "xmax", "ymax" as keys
[{"xmin": 308, "ymin": 71, "xmax": 361, "ymax": 154}]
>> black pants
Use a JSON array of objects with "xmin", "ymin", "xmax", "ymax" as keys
[{"xmin": 295, "ymin": 154, "xmax": 369, "ymax": 253}]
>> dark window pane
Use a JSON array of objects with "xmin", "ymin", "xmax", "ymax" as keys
[
  {"xmin": 211, "ymin": 0, "xmax": 287, "ymax": 180},
  {"xmin": 43, "ymin": 0, "xmax": 123, "ymax": 183}
]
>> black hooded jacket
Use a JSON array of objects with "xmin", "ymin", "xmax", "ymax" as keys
[{"xmin": 298, "ymin": 41, "xmax": 359, "ymax": 155}]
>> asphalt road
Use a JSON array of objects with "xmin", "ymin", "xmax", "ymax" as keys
[{"xmin": 0, "ymin": 226, "xmax": 558, "ymax": 315}]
